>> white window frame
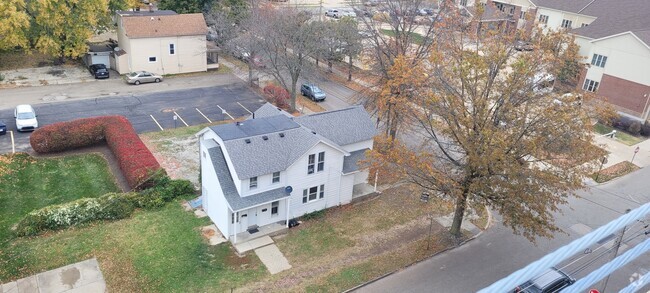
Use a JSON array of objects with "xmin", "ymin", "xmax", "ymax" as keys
[
  {"xmin": 591, "ymin": 54, "xmax": 607, "ymax": 68},
  {"xmin": 169, "ymin": 43, "xmax": 176, "ymax": 55},
  {"xmin": 520, "ymin": 11, "xmax": 525, "ymax": 20},
  {"xmin": 249, "ymin": 176, "xmax": 258, "ymax": 189},
  {"xmin": 459, "ymin": 0, "xmax": 467, "ymax": 6},
  {"xmin": 317, "ymin": 152, "xmax": 325, "ymax": 172},
  {"xmin": 583, "ymin": 79, "xmax": 599, "ymax": 92},
  {"xmin": 581, "ymin": 23, "xmax": 589, "ymax": 27},
  {"xmin": 271, "ymin": 201, "xmax": 279, "ymax": 216},
  {"xmin": 561, "ymin": 19, "xmax": 572, "ymax": 28},
  {"xmin": 148, "ymin": 56, "xmax": 157, "ymax": 63},
  {"xmin": 308, "ymin": 154, "xmax": 315, "ymax": 174},
  {"xmin": 272, "ymin": 172, "xmax": 280, "ymax": 183},
  {"xmin": 539, "ymin": 14, "xmax": 548, "ymax": 24}
]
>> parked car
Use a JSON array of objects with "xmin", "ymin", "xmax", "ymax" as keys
[
  {"xmin": 0, "ymin": 120, "xmax": 6, "ymax": 135},
  {"xmin": 301, "ymin": 83, "xmax": 326, "ymax": 101},
  {"xmin": 14, "ymin": 104, "xmax": 38, "ymax": 132},
  {"xmin": 125, "ymin": 71, "xmax": 163, "ymax": 85},
  {"xmin": 513, "ymin": 268, "xmax": 575, "ymax": 293},
  {"xmin": 88, "ymin": 64, "xmax": 110, "ymax": 79},
  {"xmin": 515, "ymin": 40, "xmax": 534, "ymax": 51},
  {"xmin": 326, "ymin": 8, "xmax": 355, "ymax": 19}
]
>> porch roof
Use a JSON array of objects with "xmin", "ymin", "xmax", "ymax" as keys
[
  {"xmin": 343, "ymin": 148, "xmax": 369, "ymax": 174},
  {"xmin": 208, "ymin": 146, "xmax": 290, "ymax": 211}
]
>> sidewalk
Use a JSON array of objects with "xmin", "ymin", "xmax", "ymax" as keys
[{"xmin": 594, "ymin": 135, "xmax": 650, "ymax": 168}]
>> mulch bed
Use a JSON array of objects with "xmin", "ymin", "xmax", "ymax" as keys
[{"xmin": 592, "ymin": 161, "xmax": 640, "ymax": 183}]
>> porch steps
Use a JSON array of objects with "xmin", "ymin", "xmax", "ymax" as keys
[{"xmin": 234, "ymin": 235, "xmax": 274, "ymax": 254}]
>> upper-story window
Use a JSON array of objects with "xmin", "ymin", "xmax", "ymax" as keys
[
  {"xmin": 583, "ymin": 79, "xmax": 599, "ymax": 92},
  {"xmin": 308, "ymin": 151, "xmax": 325, "ymax": 174},
  {"xmin": 459, "ymin": 0, "xmax": 467, "ymax": 6},
  {"xmin": 520, "ymin": 11, "xmax": 525, "ymax": 19},
  {"xmin": 249, "ymin": 176, "xmax": 258, "ymax": 189},
  {"xmin": 272, "ymin": 172, "xmax": 280, "ymax": 183},
  {"xmin": 591, "ymin": 54, "xmax": 607, "ymax": 68},
  {"xmin": 561, "ymin": 19, "xmax": 572, "ymax": 28},
  {"xmin": 581, "ymin": 23, "xmax": 589, "ymax": 27},
  {"xmin": 169, "ymin": 43, "xmax": 175, "ymax": 55},
  {"xmin": 539, "ymin": 14, "xmax": 549, "ymax": 24}
]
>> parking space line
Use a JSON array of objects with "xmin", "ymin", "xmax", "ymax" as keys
[
  {"xmin": 173, "ymin": 111, "xmax": 189, "ymax": 127},
  {"xmin": 9, "ymin": 131, "xmax": 15, "ymax": 154},
  {"xmin": 150, "ymin": 115, "xmax": 164, "ymax": 131},
  {"xmin": 237, "ymin": 102, "xmax": 253, "ymax": 115},
  {"xmin": 217, "ymin": 105, "xmax": 235, "ymax": 120},
  {"xmin": 195, "ymin": 108, "xmax": 212, "ymax": 123}
]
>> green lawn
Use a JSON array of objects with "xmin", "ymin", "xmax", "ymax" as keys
[
  {"xmin": 593, "ymin": 123, "xmax": 645, "ymax": 146},
  {"xmin": 1, "ymin": 204, "xmax": 266, "ymax": 291},
  {"xmin": 0, "ymin": 152, "xmax": 266, "ymax": 290},
  {"xmin": 380, "ymin": 29, "xmax": 428, "ymax": 45},
  {"xmin": 0, "ymin": 153, "xmax": 120, "ymax": 242}
]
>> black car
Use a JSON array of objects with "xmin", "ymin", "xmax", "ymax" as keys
[
  {"xmin": 89, "ymin": 64, "xmax": 110, "ymax": 79},
  {"xmin": 0, "ymin": 120, "xmax": 6, "ymax": 135}
]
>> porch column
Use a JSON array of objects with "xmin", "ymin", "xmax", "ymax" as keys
[
  {"xmin": 286, "ymin": 198, "xmax": 290, "ymax": 227},
  {"xmin": 233, "ymin": 211, "xmax": 238, "ymax": 243}
]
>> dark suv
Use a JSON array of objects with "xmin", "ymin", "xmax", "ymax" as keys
[
  {"xmin": 513, "ymin": 268, "xmax": 575, "ymax": 293},
  {"xmin": 0, "ymin": 120, "xmax": 6, "ymax": 135},
  {"xmin": 300, "ymin": 83, "xmax": 326, "ymax": 102},
  {"xmin": 89, "ymin": 64, "xmax": 110, "ymax": 79}
]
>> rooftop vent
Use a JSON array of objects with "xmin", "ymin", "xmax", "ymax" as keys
[
  {"xmin": 262, "ymin": 136, "xmax": 268, "ymax": 140},
  {"xmin": 279, "ymin": 132, "xmax": 285, "ymax": 138},
  {"xmin": 245, "ymin": 139, "xmax": 251, "ymax": 144},
  {"xmin": 312, "ymin": 131, "xmax": 317, "ymax": 134}
]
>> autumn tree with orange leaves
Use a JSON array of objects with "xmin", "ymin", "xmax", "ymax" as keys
[{"xmin": 368, "ymin": 17, "xmax": 606, "ymax": 241}]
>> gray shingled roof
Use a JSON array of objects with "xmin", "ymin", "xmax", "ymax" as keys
[
  {"xmin": 223, "ymin": 126, "xmax": 321, "ymax": 180},
  {"xmin": 534, "ymin": 0, "xmax": 650, "ymax": 45},
  {"xmin": 247, "ymin": 103, "xmax": 293, "ymax": 120},
  {"xmin": 293, "ymin": 106, "xmax": 377, "ymax": 146},
  {"xmin": 343, "ymin": 149, "xmax": 369, "ymax": 174},
  {"xmin": 210, "ymin": 115, "xmax": 299, "ymax": 141},
  {"xmin": 208, "ymin": 146, "xmax": 290, "ymax": 211}
]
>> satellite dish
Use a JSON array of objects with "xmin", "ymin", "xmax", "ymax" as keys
[{"xmin": 285, "ymin": 186, "xmax": 293, "ymax": 194}]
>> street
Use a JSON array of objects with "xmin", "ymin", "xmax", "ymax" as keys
[{"xmin": 354, "ymin": 169, "xmax": 650, "ymax": 292}]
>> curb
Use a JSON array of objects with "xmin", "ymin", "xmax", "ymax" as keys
[{"xmin": 343, "ymin": 206, "xmax": 494, "ymax": 293}]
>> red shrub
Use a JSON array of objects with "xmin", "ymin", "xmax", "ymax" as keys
[
  {"xmin": 263, "ymin": 84, "xmax": 290, "ymax": 110},
  {"xmin": 30, "ymin": 116, "xmax": 163, "ymax": 189}
]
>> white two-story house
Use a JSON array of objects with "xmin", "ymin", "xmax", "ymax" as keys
[{"xmin": 197, "ymin": 103, "xmax": 376, "ymax": 243}]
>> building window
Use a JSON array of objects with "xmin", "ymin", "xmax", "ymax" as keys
[
  {"xmin": 169, "ymin": 43, "xmax": 175, "ymax": 55},
  {"xmin": 148, "ymin": 56, "xmax": 157, "ymax": 62},
  {"xmin": 317, "ymin": 152, "xmax": 325, "ymax": 172},
  {"xmin": 459, "ymin": 0, "xmax": 467, "ymax": 6},
  {"xmin": 271, "ymin": 201, "xmax": 279, "ymax": 215},
  {"xmin": 583, "ymin": 79, "xmax": 599, "ymax": 92},
  {"xmin": 538, "ymin": 14, "xmax": 548, "ymax": 24},
  {"xmin": 561, "ymin": 19, "xmax": 572, "ymax": 28},
  {"xmin": 302, "ymin": 185, "xmax": 325, "ymax": 203},
  {"xmin": 581, "ymin": 23, "xmax": 589, "ymax": 27},
  {"xmin": 520, "ymin": 11, "xmax": 525, "ymax": 19},
  {"xmin": 591, "ymin": 54, "xmax": 607, "ymax": 68},
  {"xmin": 272, "ymin": 172, "xmax": 280, "ymax": 183},
  {"xmin": 249, "ymin": 176, "xmax": 257, "ymax": 189},
  {"xmin": 308, "ymin": 154, "xmax": 315, "ymax": 174}
]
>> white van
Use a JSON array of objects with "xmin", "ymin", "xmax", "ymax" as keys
[{"xmin": 15, "ymin": 104, "xmax": 38, "ymax": 132}]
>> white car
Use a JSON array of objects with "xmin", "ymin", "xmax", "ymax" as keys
[
  {"xmin": 325, "ymin": 8, "xmax": 355, "ymax": 18},
  {"xmin": 15, "ymin": 104, "xmax": 38, "ymax": 132}
]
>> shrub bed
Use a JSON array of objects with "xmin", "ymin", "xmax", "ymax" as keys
[
  {"xmin": 30, "ymin": 116, "xmax": 162, "ymax": 189},
  {"xmin": 15, "ymin": 178, "xmax": 195, "ymax": 236},
  {"xmin": 263, "ymin": 84, "xmax": 290, "ymax": 110}
]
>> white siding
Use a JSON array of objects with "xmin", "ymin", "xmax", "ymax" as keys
[
  {"xmin": 353, "ymin": 170, "xmax": 369, "ymax": 185},
  {"xmin": 200, "ymin": 137, "xmax": 230, "ymax": 238},
  {"xmin": 285, "ymin": 142, "xmax": 345, "ymax": 218},
  {"xmin": 587, "ymin": 34, "xmax": 650, "ymax": 86},
  {"xmin": 341, "ymin": 139, "xmax": 373, "ymax": 153},
  {"xmin": 536, "ymin": 8, "xmax": 596, "ymax": 31},
  {"xmin": 239, "ymin": 170, "xmax": 286, "ymax": 197},
  {"xmin": 124, "ymin": 35, "xmax": 207, "ymax": 75},
  {"xmin": 339, "ymin": 174, "xmax": 355, "ymax": 204}
]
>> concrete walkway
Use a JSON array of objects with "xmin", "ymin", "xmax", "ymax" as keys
[
  {"xmin": 0, "ymin": 258, "xmax": 106, "ymax": 293},
  {"xmin": 594, "ymin": 134, "xmax": 650, "ymax": 168},
  {"xmin": 255, "ymin": 244, "xmax": 292, "ymax": 275}
]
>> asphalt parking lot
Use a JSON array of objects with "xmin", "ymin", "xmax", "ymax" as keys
[{"xmin": 0, "ymin": 83, "xmax": 266, "ymax": 154}]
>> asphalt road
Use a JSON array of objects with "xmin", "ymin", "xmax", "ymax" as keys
[
  {"xmin": 0, "ymin": 82, "xmax": 267, "ymax": 154},
  {"xmin": 354, "ymin": 169, "xmax": 650, "ymax": 292}
]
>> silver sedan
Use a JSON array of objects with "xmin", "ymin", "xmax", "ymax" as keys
[{"xmin": 125, "ymin": 71, "xmax": 163, "ymax": 85}]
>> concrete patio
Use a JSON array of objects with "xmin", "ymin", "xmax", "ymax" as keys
[
  {"xmin": 0, "ymin": 258, "xmax": 105, "ymax": 293},
  {"xmin": 233, "ymin": 222, "xmax": 287, "ymax": 244}
]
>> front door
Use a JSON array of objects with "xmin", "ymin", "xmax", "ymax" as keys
[
  {"xmin": 248, "ymin": 208, "xmax": 258, "ymax": 229},
  {"xmin": 239, "ymin": 212, "xmax": 248, "ymax": 232}
]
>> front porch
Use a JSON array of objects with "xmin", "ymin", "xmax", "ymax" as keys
[{"xmin": 233, "ymin": 221, "xmax": 287, "ymax": 244}]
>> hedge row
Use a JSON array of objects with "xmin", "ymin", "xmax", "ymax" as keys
[
  {"xmin": 15, "ymin": 178, "xmax": 195, "ymax": 236},
  {"xmin": 30, "ymin": 116, "xmax": 163, "ymax": 189}
]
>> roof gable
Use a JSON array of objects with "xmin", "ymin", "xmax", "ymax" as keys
[
  {"xmin": 247, "ymin": 103, "xmax": 293, "ymax": 120},
  {"xmin": 121, "ymin": 13, "xmax": 208, "ymax": 38},
  {"xmin": 293, "ymin": 106, "xmax": 377, "ymax": 146}
]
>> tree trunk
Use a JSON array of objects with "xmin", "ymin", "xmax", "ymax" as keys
[
  {"xmin": 248, "ymin": 62, "xmax": 254, "ymax": 87},
  {"xmin": 290, "ymin": 79, "xmax": 297, "ymax": 112},
  {"xmin": 348, "ymin": 56, "xmax": 353, "ymax": 81},
  {"xmin": 449, "ymin": 190, "xmax": 468, "ymax": 238},
  {"xmin": 388, "ymin": 111, "xmax": 398, "ymax": 139},
  {"xmin": 328, "ymin": 60, "xmax": 332, "ymax": 73}
]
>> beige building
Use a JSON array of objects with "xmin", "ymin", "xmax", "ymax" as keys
[{"xmin": 112, "ymin": 10, "xmax": 208, "ymax": 75}]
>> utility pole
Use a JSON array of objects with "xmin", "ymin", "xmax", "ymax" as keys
[{"xmin": 600, "ymin": 208, "xmax": 631, "ymax": 292}]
